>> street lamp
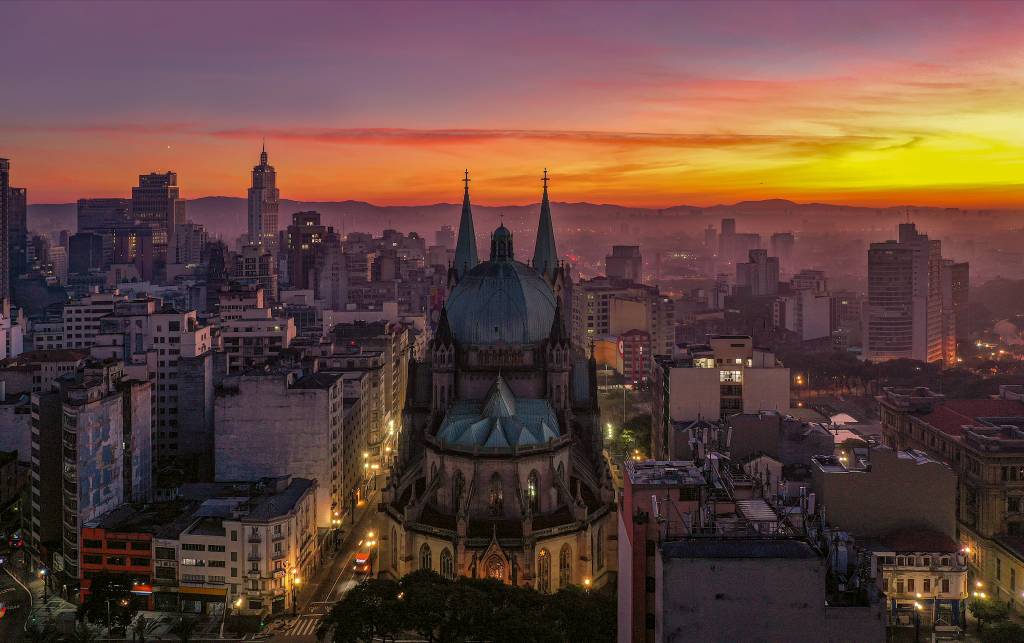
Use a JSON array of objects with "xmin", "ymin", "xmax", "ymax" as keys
[
  {"xmin": 913, "ymin": 601, "xmax": 922, "ymax": 643},
  {"xmin": 292, "ymin": 574, "xmax": 302, "ymax": 616},
  {"xmin": 38, "ymin": 568, "xmax": 48, "ymax": 601}
]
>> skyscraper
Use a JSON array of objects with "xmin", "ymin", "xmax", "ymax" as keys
[
  {"xmin": 130, "ymin": 171, "xmax": 185, "ymax": 266},
  {"xmin": 285, "ymin": 211, "xmax": 330, "ymax": 291},
  {"xmin": 247, "ymin": 144, "xmax": 280, "ymax": 254},
  {"xmin": 8, "ymin": 186, "xmax": 27, "ymax": 284},
  {"xmin": 735, "ymin": 248, "xmax": 780, "ymax": 297},
  {"xmin": 865, "ymin": 223, "xmax": 952, "ymax": 365},
  {"xmin": 0, "ymin": 158, "xmax": 9, "ymax": 303}
]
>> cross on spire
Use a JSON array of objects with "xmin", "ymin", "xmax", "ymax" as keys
[
  {"xmin": 542, "ymin": 168, "xmax": 549, "ymax": 190},
  {"xmin": 463, "ymin": 169, "xmax": 471, "ymax": 191}
]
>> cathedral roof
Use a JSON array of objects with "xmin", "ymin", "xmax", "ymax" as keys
[
  {"xmin": 436, "ymin": 376, "xmax": 561, "ymax": 448},
  {"xmin": 444, "ymin": 257, "xmax": 556, "ymax": 345}
]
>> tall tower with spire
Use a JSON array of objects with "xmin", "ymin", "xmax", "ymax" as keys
[
  {"xmin": 247, "ymin": 141, "xmax": 280, "ymax": 254},
  {"xmin": 452, "ymin": 169, "xmax": 479, "ymax": 280},
  {"xmin": 532, "ymin": 168, "xmax": 558, "ymax": 281}
]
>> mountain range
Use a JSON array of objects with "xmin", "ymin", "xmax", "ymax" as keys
[{"xmin": 26, "ymin": 197, "xmax": 1006, "ymax": 242}]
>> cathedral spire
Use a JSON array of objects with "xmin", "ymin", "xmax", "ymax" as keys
[
  {"xmin": 454, "ymin": 169, "xmax": 480, "ymax": 278},
  {"xmin": 532, "ymin": 168, "xmax": 558, "ymax": 281}
]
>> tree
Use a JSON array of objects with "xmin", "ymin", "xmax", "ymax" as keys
[
  {"xmin": 76, "ymin": 572, "xmax": 138, "ymax": 630},
  {"xmin": 548, "ymin": 585, "xmax": 616, "ymax": 643},
  {"xmin": 981, "ymin": 621, "xmax": 1024, "ymax": 643},
  {"xmin": 170, "ymin": 616, "xmax": 198, "ymax": 642},
  {"xmin": 318, "ymin": 578, "xmax": 402, "ymax": 643},
  {"xmin": 969, "ymin": 598, "xmax": 1010, "ymax": 631},
  {"xmin": 399, "ymin": 569, "xmax": 450, "ymax": 642}
]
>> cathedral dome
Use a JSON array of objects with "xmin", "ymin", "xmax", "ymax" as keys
[{"xmin": 445, "ymin": 259, "xmax": 556, "ymax": 345}]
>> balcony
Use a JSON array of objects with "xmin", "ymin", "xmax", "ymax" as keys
[
  {"xmin": 247, "ymin": 553, "xmax": 262, "ymax": 562},
  {"xmin": 247, "ymin": 533, "xmax": 262, "ymax": 543}
]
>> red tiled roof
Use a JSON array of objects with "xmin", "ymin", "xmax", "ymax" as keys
[
  {"xmin": 881, "ymin": 528, "xmax": 958, "ymax": 553},
  {"xmin": 919, "ymin": 399, "xmax": 1024, "ymax": 437}
]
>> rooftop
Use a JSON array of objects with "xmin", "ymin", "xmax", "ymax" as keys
[
  {"xmin": 878, "ymin": 528, "xmax": 959, "ymax": 554},
  {"xmin": 0, "ymin": 349, "xmax": 89, "ymax": 366},
  {"xmin": 662, "ymin": 538, "xmax": 818, "ymax": 560},
  {"xmin": 624, "ymin": 460, "xmax": 705, "ymax": 487}
]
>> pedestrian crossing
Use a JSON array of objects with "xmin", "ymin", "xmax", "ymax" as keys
[{"xmin": 282, "ymin": 615, "xmax": 322, "ymax": 638}]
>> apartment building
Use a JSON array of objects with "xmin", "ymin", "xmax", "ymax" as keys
[
  {"xmin": 220, "ymin": 307, "xmax": 295, "ymax": 374},
  {"xmin": 572, "ymin": 276, "xmax": 674, "ymax": 357},
  {"xmin": 879, "ymin": 385, "xmax": 1024, "ymax": 610},
  {"xmin": 215, "ymin": 368, "xmax": 344, "ymax": 527},
  {"xmin": 651, "ymin": 336, "xmax": 790, "ymax": 460}
]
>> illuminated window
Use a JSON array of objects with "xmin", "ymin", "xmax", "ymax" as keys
[{"xmin": 719, "ymin": 370, "xmax": 742, "ymax": 383}]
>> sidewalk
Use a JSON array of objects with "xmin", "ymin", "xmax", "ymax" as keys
[{"xmin": 293, "ymin": 489, "xmax": 380, "ymax": 611}]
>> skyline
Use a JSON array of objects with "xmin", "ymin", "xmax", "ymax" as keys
[{"xmin": 3, "ymin": 1, "xmax": 1024, "ymax": 208}]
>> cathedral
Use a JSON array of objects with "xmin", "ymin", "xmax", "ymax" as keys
[{"xmin": 379, "ymin": 172, "xmax": 617, "ymax": 592}]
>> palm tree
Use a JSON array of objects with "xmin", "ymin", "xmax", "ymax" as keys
[{"xmin": 170, "ymin": 616, "xmax": 199, "ymax": 642}]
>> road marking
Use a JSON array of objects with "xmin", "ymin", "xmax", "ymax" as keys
[{"xmin": 283, "ymin": 615, "xmax": 321, "ymax": 637}]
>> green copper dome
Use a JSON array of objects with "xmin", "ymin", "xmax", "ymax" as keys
[{"xmin": 445, "ymin": 259, "xmax": 556, "ymax": 345}]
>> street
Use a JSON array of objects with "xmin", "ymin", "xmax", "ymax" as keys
[
  {"xmin": 0, "ymin": 566, "xmax": 31, "ymax": 642},
  {"xmin": 266, "ymin": 490, "xmax": 383, "ymax": 641}
]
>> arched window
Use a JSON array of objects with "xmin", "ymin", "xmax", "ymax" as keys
[
  {"xmin": 440, "ymin": 548, "xmax": 454, "ymax": 580},
  {"xmin": 486, "ymin": 556, "xmax": 505, "ymax": 581},
  {"xmin": 527, "ymin": 470, "xmax": 540, "ymax": 513},
  {"xmin": 419, "ymin": 543, "xmax": 432, "ymax": 571},
  {"xmin": 391, "ymin": 527, "xmax": 398, "ymax": 571},
  {"xmin": 489, "ymin": 473, "xmax": 504, "ymax": 516},
  {"xmin": 452, "ymin": 470, "xmax": 465, "ymax": 512},
  {"xmin": 557, "ymin": 462, "xmax": 565, "ymax": 483},
  {"xmin": 537, "ymin": 548, "xmax": 551, "ymax": 594},
  {"xmin": 558, "ymin": 544, "xmax": 571, "ymax": 588},
  {"xmin": 595, "ymin": 525, "xmax": 605, "ymax": 571}
]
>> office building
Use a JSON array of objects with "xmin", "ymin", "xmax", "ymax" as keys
[
  {"xmin": 865, "ymin": 223, "xmax": 955, "ymax": 366},
  {"xmin": 770, "ymin": 232, "xmax": 795, "ymax": 275},
  {"xmin": 619, "ymin": 328, "xmax": 651, "ymax": 385},
  {"xmin": 735, "ymin": 248, "xmax": 779, "ymax": 297},
  {"xmin": 879, "ymin": 386, "xmax": 1024, "ymax": 610},
  {"xmin": 247, "ymin": 145, "xmax": 280, "ymax": 254},
  {"xmin": 215, "ymin": 368, "xmax": 344, "ymax": 527},
  {"xmin": 606, "ymin": 245, "xmax": 643, "ymax": 283},
  {"xmin": 948, "ymin": 261, "xmax": 970, "ymax": 347},
  {"xmin": 62, "ymin": 291, "xmax": 128, "ymax": 349},
  {"xmin": 220, "ymin": 307, "xmax": 296, "ymax": 373},
  {"xmin": 229, "ymin": 243, "xmax": 279, "ymax": 301},
  {"xmin": 573, "ymin": 276, "xmax": 675, "ymax": 357},
  {"xmin": 131, "ymin": 171, "xmax": 185, "ymax": 239},
  {"xmin": 0, "ymin": 158, "xmax": 8, "ymax": 303},
  {"xmin": 285, "ymin": 211, "xmax": 331, "ymax": 291},
  {"xmin": 91, "ymin": 299, "xmax": 214, "ymax": 478},
  {"xmin": 8, "ymin": 186, "xmax": 27, "ymax": 283},
  {"xmin": 651, "ymin": 336, "xmax": 790, "ymax": 460},
  {"xmin": 156, "ymin": 476, "xmax": 319, "ymax": 616},
  {"xmin": 435, "ymin": 224, "xmax": 455, "ymax": 250},
  {"xmin": 170, "ymin": 222, "xmax": 208, "ymax": 266},
  {"xmin": 68, "ymin": 232, "xmax": 106, "ymax": 275}
]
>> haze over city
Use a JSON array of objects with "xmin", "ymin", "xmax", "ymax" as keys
[{"xmin": 3, "ymin": 2, "xmax": 1024, "ymax": 642}]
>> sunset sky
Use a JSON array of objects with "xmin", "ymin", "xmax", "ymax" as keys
[{"xmin": 3, "ymin": 0, "xmax": 1024, "ymax": 208}]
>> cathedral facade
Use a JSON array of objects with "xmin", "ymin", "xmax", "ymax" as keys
[{"xmin": 379, "ymin": 174, "xmax": 616, "ymax": 592}]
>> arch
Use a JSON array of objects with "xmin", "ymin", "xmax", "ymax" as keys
[
  {"xmin": 557, "ymin": 462, "xmax": 565, "ymax": 482},
  {"xmin": 558, "ymin": 544, "xmax": 571, "ymax": 588},
  {"xmin": 485, "ymin": 555, "xmax": 505, "ymax": 581},
  {"xmin": 489, "ymin": 472, "xmax": 504, "ymax": 516},
  {"xmin": 391, "ymin": 527, "xmax": 398, "ymax": 571},
  {"xmin": 419, "ymin": 543, "xmax": 432, "ymax": 571},
  {"xmin": 440, "ymin": 548, "xmax": 454, "ymax": 580},
  {"xmin": 527, "ymin": 470, "xmax": 540, "ymax": 513},
  {"xmin": 595, "ymin": 525, "xmax": 605, "ymax": 571},
  {"xmin": 451, "ymin": 469, "xmax": 465, "ymax": 512},
  {"xmin": 537, "ymin": 548, "xmax": 551, "ymax": 594}
]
